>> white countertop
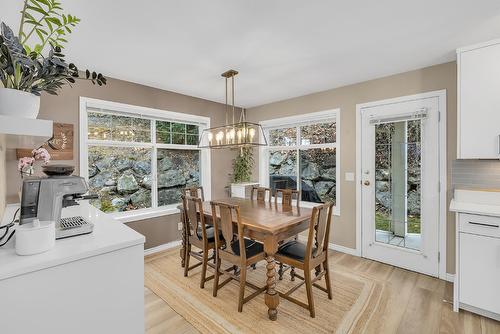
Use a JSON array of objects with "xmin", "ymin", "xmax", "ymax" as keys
[
  {"xmin": 450, "ymin": 189, "xmax": 500, "ymax": 217},
  {"xmin": 0, "ymin": 201, "xmax": 145, "ymax": 281}
]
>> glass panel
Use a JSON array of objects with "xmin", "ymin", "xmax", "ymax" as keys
[
  {"xmin": 156, "ymin": 121, "xmax": 171, "ymax": 144},
  {"xmin": 88, "ymin": 146, "xmax": 152, "ymax": 212},
  {"xmin": 374, "ymin": 120, "xmax": 421, "ymax": 251},
  {"xmin": 157, "ymin": 149, "xmax": 200, "ymax": 206},
  {"xmin": 268, "ymin": 150, "xmax": 297, "ymax": 194},
  {"xmin": 300, "ymin": 122, "xmax": 336, "ymax": 145},
  {"xmin": 171, "ymin": 122, "xmax": 186, "ymax": 133},
  {"xmin": 186, "ymin": 135, "xmax": 198, "ymax": 145},
  {"xmin": 269, "ymin": 127, "xmax": 297, "ymax": 146},
  {"xmin": 299, "ymin": 148, "xmax": 336, "ymax": 205},
  {"xmin": 172, "ymin": 133, "xmax": 186, "ymax": 145},
  {"xmin": 87, "ymin": 112, "xmax": 151, "ymax": 143},
  {"xmin": 187, "ymin": 124, "xmax": 199, "ymax": 135}
]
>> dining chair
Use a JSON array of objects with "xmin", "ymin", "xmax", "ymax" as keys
[
  {"xmin": 182, "ymin": 195, "xmax": 218, "ymax": 289},
  {"xmin": 183, "ymin": 186, "xmax": 205, "ymax": 201},
  {"xmin": 275, "ymin": 202, "xmax": 334, "ymax": 318},
  {"xmin": 210, "ymin": 201, "xmax": 267, "ymax": 312},
  {"xmin": 274, "ymin": 188, "xmax": 300, "ymax": 208},
  {"xmin": 250, "ymin": 186, "xmax": 271, "ymax": 202}
]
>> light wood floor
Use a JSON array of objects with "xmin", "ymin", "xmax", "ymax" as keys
[{"xmin": 145, "ymin": 250, "xmax": 500, "ymax": 333}]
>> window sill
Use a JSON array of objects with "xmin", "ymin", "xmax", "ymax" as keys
[{"xmin": 111, "ymin": 206, "xmax": 181, "ymax": 223}]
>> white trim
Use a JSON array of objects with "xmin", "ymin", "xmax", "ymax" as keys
[
  {"xmin": 456, "ymin": 38, "xmax": 500, "ymax": 54},
  {"xmin": 445, "ymin": 273, "xmax": 455, "ymax": 283},
  {"xmin": 328, "ymin": 243, "xmax": 358, "ymax": 256},
  {"xmin": 258, "ymin": 108, "xmax": 341, "ymax": 216},
  {"xmin": 144, "ymin": 240, "xmax": 182, "ymax": 256},
  {"xmin": 355, "ymin": 90, "xmax": 448, "ymax": 279},
  {"xmin": 79, "ymin": 97, "xmax": 212, "ymax": 222}
]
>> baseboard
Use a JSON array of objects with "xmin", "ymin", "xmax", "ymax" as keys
[
  {"xmin": 144, "ymin": 240, "xmax": 182, "ymax": 256},
  {"xmin": 444, "ymin": 273, "xmax": 455, "ymax": 283},
  {"xmin": 328, "ymin": 242, "xmax": 359, "ymax": 256}
]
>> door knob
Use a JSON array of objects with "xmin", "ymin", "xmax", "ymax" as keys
[{"xmin": 363, "ymin": 180, "xmax": 370, "ymax": 186}]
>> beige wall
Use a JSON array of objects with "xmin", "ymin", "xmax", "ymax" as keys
[
  {"xmin": 6, "ymin": 77, "xmax": 235, "ymax": 249},
  {"xmin": 0, "ymin": 135, "xmax": 6, "ymax": 222},
  {"xmin": 247, "ymin": 62, "xmax": 457, "ymax": 274}
]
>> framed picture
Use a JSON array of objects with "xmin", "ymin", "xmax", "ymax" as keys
[{"xmin": 16, "ymin": 123, "xmax": 74, "ymax": 160}]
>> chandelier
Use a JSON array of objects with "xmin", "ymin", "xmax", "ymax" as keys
[{"xmin": 198, "ymin": 70, "xmax": 268, "ymax": 149}]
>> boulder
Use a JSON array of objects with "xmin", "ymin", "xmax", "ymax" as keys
[
  {"xmin": 111, "ymin": 197, "xmax": 126, "ymax": 208},
  {"xmin": 301, "ymin": 162, "xmax": 320, "ymax": 180},
  {"xmin": 129, "ymin": 189, "xmax": 151, "ymax": 207},
  {"xmin": 95, "ymin": 157, "xmax": 114, "ymax": 172},
  {"xmin": 158, "ymin": 170, "xmax": 186, "ymax": 188},
  {"xmin": 117, "ymin": 174, "xmax": 139, "ymax": 193},
  {"xmin": 88, "ymin": 165, "xmax": 98, "ymax": 178},
  {"xmin": 321, "ymin": 168, "xmax": 336, "ymax": 181},
  {"xmin": 376, "ymin": 169, "xmax": 390, "ymax": 182},
  {"xmin": 158, "ymin": 157, "xmax": 173, "ymax": 171},
  {"xmin": 104, "ymin": 179, "xmax": 116, "ymax": 186},
  {"xmin": 376, "ymin": 181, "xmax": 390, "ymax": 192},
  {"xmin": 89, "ymin": 171, "xmax": 113, "ymax": 189},
  {"xmin": 132, "ymin": 161, "xmax": 151, "ymax": 175},
  {"xmin": 314, "ymin": 181, "xmax": 334, "ymax": 198},
  {"xmin": 114, "ymin": 159, "xmax": 133, "ymax": 172},
  {"xmin": 269, "ymin": 151, "xmax": 286, "ymax": 166},
  {"xmin": 158, "ymin": 188, "xmax": 182, "ymax": 206},
  {"xmin": 407, "ymin": 189, "xmax": 421, "ymax": 216},
  {"xmin": 141, "ymin": 175, "xmax": 153, "ymax": 189},
  {"xmin": 279, "ymin": 162, "xmax": 295, "ymax": 176}
]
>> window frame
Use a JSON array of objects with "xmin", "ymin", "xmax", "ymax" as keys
[
  {"xmin": 259, "ymin": 109, "xmax": 340, "ymax": 216},
  {"xmin": 79, "ymin": 97, "xmax": 211, "ymax": 223}
]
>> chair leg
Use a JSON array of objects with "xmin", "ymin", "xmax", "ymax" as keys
[
  {"xmin": 183, "ymin": 244, "xmax": 191, "ymax": 277},
  {"xmin": 315, "ymin": 264, "xmax": 322, "ymax": 280},
  {"xmin": 213, "ymin": 256, "xmax": 220, "ymax": 297},
  {"xmin": 278, "ymin": 263, "xmax": 284, "ymax": 280},
  {"xmin": 323, "ymin": 260, "xmax": 333, "ymax": 300},
  {"xmin": 304, "ymin": 269, "xmax": 315, "ymax": 318},
  {"xmin": 200, "ymin": 248, "xmax": 209, "ymax": 289},
  {"xmin": 238, "ymin": 266, "xmax": 247, "ymax": 312},
  {"xmin": 290, "ymin": 266, "xmax": 295, "ymax": 281}
]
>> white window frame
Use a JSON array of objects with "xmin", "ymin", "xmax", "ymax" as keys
[
  {"xmin": 79, "ymin": 97, "xmax": 211, "ymax": 223},
  {"xmin": 259, "ymin": 109, "xmax": 340, "ymax": 215}
]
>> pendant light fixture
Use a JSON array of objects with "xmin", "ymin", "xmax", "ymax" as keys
[{"xmin": 198, "ymin": 70, "xmax": 268, "ymax": 149}]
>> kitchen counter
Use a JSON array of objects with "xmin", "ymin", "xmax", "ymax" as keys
[
  {"xmin": 0, "ymin": 201, "xmax": 145, "ymax": 280},
  {"xmin": 449, "ymin": 188, "xmax": 500, "ymax": 217}
]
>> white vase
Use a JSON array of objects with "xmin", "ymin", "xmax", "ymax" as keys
[{"xmin": 0, "ymin": 88, "xmax": 40, "ymax": 119}]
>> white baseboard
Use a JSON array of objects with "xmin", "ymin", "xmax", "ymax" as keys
[
  {"xmin": 297, "ymin": 235, "xmax": 358, "ymax": 256},
  {"xmin": 144, "ymin": 240, "xmax": 182, "ymax": 256},
  {"xmin": 444, "ymin": 273, "xmax": 455, "ymax": 283}
]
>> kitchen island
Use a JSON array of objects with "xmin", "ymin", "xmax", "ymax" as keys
[{"xmin": 0, "ymin": 201, "xmax": 145, "ymax": 334}]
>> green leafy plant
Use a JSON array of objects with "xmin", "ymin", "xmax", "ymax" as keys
[
  {"xmin": 0, "ymin": 0, "xmax": 106, "ymax": 95},
  {"xmin": 231, "ymin": 147, "xmax": 254, "ymax": 183}
]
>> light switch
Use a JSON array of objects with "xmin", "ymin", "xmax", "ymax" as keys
[{"xmin": 345, "ymin": 172, "xmax": 355, "ymax": 181}]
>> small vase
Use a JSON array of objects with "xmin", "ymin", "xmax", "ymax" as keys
[{"xmin": 0, "ymin": 88, "xmax": 40, "ymax": 119}]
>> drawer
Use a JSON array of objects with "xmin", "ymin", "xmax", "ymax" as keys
[{"xmin": 459, "ymin": 213, "xmax": 500, "ymax": 238}]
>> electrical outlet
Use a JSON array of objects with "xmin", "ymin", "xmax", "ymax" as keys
[{"xmin": 177, "ymin": 222, "xmax": 183, "ymax": 231}]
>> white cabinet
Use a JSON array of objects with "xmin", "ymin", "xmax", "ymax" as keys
[{"xmin": 457, "ymin": 39, "xmax": 500, "ymax": 159}]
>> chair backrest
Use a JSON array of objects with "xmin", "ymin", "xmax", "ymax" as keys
[
  {"xmin": 182, "ymin": 194, "xmax": 208, "ymax": 242},
  {"xmin": 210, "ymin": 201, "xmax": 247, "ymax": 260},
  {"xmin": 274, "ymin": 188, "xmax": 300, "ymax": 208},
  {"xmin": 305, "ymin": 202, "xmax": 334, "ymax": 261},
  {"xmin": 183, "ymin": 186, "xmax": 205, "ymax": 201},
  {"xmin": 251, "ymin": 186, "xmax": 270, "ymax": 202}
]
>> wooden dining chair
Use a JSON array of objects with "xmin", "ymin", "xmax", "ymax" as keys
[
  {"xmin": 275, "ymin": 202, "xmax": 334, "ymax": 318},
  {"xmin": 183, "ymin": 186, "xmax": 205, "ymax": 201},
  {"xmin": 210, "ymin": 201, "xmax": 267, "ymax": 312},
  {"xmin": 250, "ymin": 186, "xmax": 271, "ymax": 202},
  {"xmin": 274, "ymin": 188, "xmax": 300, "ymax": 208},
  {"xmin": 182, "ymin": 195, "xmax": 218, "ymax": 289}
]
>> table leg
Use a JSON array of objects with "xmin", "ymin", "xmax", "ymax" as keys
[{"xmin": 264, "ymin": 238, "xmax": 279, "ymax": 321}]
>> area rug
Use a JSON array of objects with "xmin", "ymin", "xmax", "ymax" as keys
[{"xmin": 144, "ymin": 248, "xmax": 381, "ymax": 334}]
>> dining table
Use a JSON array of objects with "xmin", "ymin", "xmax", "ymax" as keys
[{"xmin": 178, "ymin": 197, "xmax": 314, "ymax": 321}]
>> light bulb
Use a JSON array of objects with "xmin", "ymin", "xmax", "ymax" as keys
[
  {"xmin": 249, "ymin": 128, "xmax": 256, "ymax": 140},
  {"xmin": 207, "ymin": 132, "xmax": 213, "ymax": 145}
]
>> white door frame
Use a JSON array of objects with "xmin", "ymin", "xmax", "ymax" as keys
[{"xmin": 355, "ymin": 90, "xmax": 448, "ymax": 281}]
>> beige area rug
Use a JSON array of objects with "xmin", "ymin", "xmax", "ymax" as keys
[{"xmin": 145, "ymin": 248, "xmax": 383, "ymax": 334}]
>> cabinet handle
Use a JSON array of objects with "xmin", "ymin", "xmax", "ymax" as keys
[{"xmin": 468, "ymin": 221, "xmax": 500, "ymax": 228}]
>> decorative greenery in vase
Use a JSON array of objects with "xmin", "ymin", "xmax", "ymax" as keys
[
  {"xmin": 231, "ymin": 147, "xmax": 254, "ymax": 183},
  {"xmin": 0, "ymin": 0, "xmax": 106, "ymax": 96}
]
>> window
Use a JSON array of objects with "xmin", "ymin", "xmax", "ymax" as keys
[
  {"xmin": 260, "ymin": 109, "xmax": 339, "ymax": 214},
  {"xmin": 80, "ymin": 98, "xmax": 210, "ymax": 221}
]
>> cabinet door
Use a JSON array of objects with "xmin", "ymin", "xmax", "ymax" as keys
[
  {"xmin": 459, "ymin": 42, "xmax": 500, "ymax": 159},
  {"xmin": 460, "ymin": 232, "xmax": 500, "ymax": 314}
]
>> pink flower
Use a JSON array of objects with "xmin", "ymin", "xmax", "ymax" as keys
[
  {"xmin": 32, "ymin": 148, "xmax": 51, "ymax": 163},
  {"xmin": 18, "ymin": 157, "xmax": 35, "ymax": 172}
]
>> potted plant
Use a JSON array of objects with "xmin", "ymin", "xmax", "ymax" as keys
[
  {"xmin": 0, "ymin": 0, "xmax": 106, "ymax": 118},
  {"xmin": 230, "ymin": 147, "xmax": 259, "ymax": 198}
]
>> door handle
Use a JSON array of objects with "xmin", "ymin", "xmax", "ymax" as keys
[
  {"xmin": 468, "ymin": 221, "xmax": 499, "ymax": 228},
  {"xmin": 363, "ymin": 180, "xmax": 371, "ymax": 186}
]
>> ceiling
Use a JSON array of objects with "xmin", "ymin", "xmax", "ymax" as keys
[{"xmin": 2, "ymin": 0, "xmax": 500, "ymax": 107}]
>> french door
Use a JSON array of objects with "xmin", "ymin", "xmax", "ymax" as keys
[{"xmin": 361, "ymin": 96, "xmax": 440, "ymax": 276}]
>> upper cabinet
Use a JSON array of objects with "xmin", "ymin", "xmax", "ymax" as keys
[{"xmin": 457, "ymin": 39, "xmax": 500, "ymax": 159}]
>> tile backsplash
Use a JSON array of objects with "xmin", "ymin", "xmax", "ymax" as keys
[{"xmin": 452, "ymin": 160, "xmax": 500, "ymax": 189}]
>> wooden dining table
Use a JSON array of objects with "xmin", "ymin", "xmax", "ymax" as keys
[{"xmin": 179, "ymin": 197, "xmax": 313, "ymax": 320}]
